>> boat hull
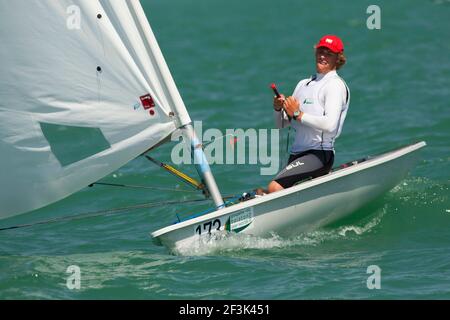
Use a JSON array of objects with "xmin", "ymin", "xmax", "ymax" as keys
[{"xmin": 152, "ymin": 142, "xmax": 426, "ymax": 253}]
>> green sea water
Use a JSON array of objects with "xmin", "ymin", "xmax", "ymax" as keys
[{"xmin": 0, "ymin": 0, "xmax": 449, "ymax": 299}]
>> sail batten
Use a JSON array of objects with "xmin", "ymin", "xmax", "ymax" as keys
[{"xmin": 0, "ymin": 0, "xmax": 191, "ymax": 219}]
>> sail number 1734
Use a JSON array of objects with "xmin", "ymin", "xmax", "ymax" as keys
[{"xmin": 195, "ymin": 219, "xmax": 221, "ymax": 235}]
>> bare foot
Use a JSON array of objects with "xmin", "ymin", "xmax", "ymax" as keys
[{"xmin": 255, "ymin": 188, "xmax": 267, "ymax": 196}]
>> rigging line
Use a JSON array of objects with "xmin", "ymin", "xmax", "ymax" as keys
[
  {"xmin": 90, "ymin": 182, "xmax": 198, "ymax": 193},
  {"xmin": 202, "ymin": 134, "xmax": 236, "ymax": 148},
  {"xmin": 0, "ymin": 198, "xmax": 208, "ymax": 232},
  {"xmin": 285, "ymin": 126, "xmax": 291, "ymax": 168},
  {"xmin": 145, "ymin": 155, "xmax": 205, "ymax": 191}
]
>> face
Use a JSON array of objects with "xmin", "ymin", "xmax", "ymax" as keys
[{"xmin": 315, "ymin": 46, "xmax": 338, "ymax": 74}]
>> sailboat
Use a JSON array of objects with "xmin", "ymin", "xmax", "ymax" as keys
[
  {"xmin": 0, "ymin": 0, "xmax": 222, "ymax": 220},
  {"xmin": 0, "ymin": 0, "xmax": 425, "ymax": 253},
  {"xmin": 153, "ymin": 141, "xmax": 426, "ymax": 252}
]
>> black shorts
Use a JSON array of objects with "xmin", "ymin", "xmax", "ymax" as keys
[{"xmin": 274, "ymin": 149, "xmax": 334, "ymax": 189}]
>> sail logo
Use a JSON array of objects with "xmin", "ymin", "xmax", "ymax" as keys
[{"xmin": 136, "ymin": 94, "xmax": 156, "ymax": 116}]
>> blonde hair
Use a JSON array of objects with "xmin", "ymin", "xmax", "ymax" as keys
[{"xmin": 336, "ymin": 52, "xmax": 346, "ymax": 70}]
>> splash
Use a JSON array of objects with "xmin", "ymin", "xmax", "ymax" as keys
[
  {"xmin": 388, "ymin": 176, "xmax": 449, "ymax": 207},
  {"xmin": 337, "ymin": 210, "xmax": 385, "ymax": 236},
  {"xmin": 172, "ymin": 208, "xmax": 387, "ymax": 256}
]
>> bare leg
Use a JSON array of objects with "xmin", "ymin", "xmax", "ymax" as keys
[
  {"xmin": 238, "ymin": 185, "xmax": 275, "ymax": 202},
  {"xmin": 267, "ymin": 180, "xmax": 284, "ymax": 193}
]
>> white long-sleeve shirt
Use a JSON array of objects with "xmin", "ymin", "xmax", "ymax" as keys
[{"xmin": 274, "ymin": 70, "xmax": 350, "ymax": 153}]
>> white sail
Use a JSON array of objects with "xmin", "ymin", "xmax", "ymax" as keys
[{"xmin": 0, "ymin": 0, "xmax": 192, "ymax": 219}]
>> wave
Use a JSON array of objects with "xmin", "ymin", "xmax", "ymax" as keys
[
  {"xmin": 172, "ymin": 207, "xmax": 387, "ymax": 256},
  {"xmin": 173, "ymin": 176, "xmax": 448, "ymax": 256}
]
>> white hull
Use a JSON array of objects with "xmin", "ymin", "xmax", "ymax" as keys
[{"xmin": 152, "ymin": 142, "xmax": 426, "ymax": 253}]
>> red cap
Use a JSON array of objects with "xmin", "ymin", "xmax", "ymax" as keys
[{"xmin": 316, "ymin": 35, "xmax": 344, "ymax": 53}]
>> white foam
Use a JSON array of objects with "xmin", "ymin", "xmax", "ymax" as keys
[{"xmin": 172, "ymin": 209, "xmax": 386, "ymax": 256}]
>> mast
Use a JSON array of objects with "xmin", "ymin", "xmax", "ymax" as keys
[
  {"xmin": 183, "ymin": 124, "xmax": 225, "ymax": 209},
  {"xmin": 130, "ymin": 1, "xmax": 225, "ymax": 209}
]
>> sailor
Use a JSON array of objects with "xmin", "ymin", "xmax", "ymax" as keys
[{"xmin": 266, "ymin": 35, "xmax": 350, "ymax": 193}]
